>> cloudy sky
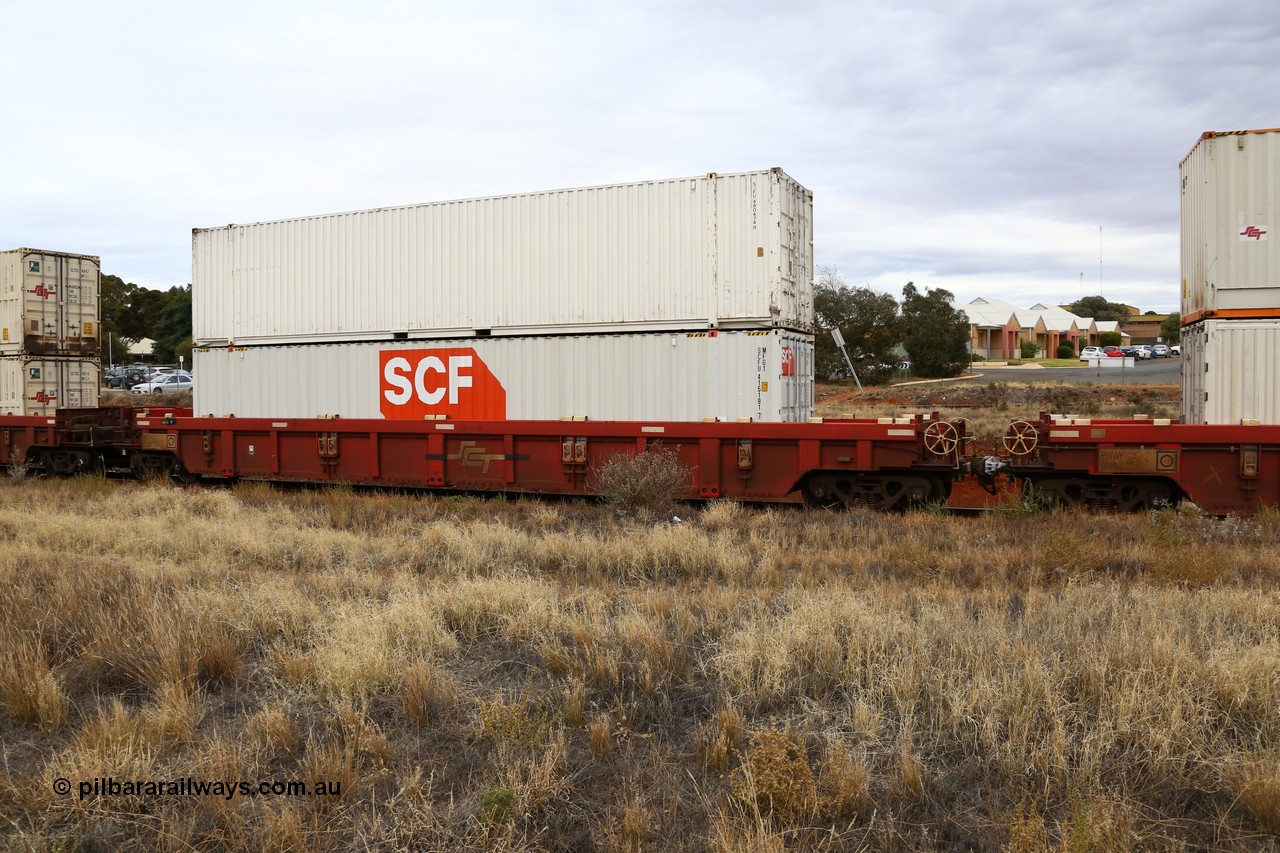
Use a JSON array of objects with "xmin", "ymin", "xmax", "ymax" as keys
[{"xmin": 2, "ymin": 0, "xmax": 1277, "ymax": 313}]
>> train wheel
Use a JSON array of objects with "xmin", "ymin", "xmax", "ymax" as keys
[
  {"xmin": 802, "ymin": 476, "xmax": 845, "ymax": 510},
  {"xmin": 130, "ymin": 454, "xmax": 171, "ymax": 480},
  {"xmin": 169, "ymin": 461, "xmax": 200, "ymax": 485}
]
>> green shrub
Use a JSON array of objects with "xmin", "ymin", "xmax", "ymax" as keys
[
  {"xmin": 1019, "ymin": 341, "xmax": 1039, "ymax": 359},
  {"xmin": 1056, "ymin": 343, "xmax": 1076, "ymax": 359}
]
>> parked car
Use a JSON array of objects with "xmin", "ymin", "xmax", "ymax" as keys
[
  {"xmin": 1133, "ymin": 345, "xmax": 1154, "ymax": 359},
  {"xmin": 1170, "ymin": 344, "xmax": 1181, "ymax": 355},
  {"xmin": 131, "ymin": 372, "xmax": 193, "ymax": 394},
  {"xmin": 1120, "ymin": 346, "xmax": 1151, "ymax": 360},
  {"xmin": 1102, "ymin": 346, "xmax": 1124, "ymax": 357},
  {"xmin": 1079, "ymin": 346, "xmax": 1104, "ymax": 360},
  {"xmin": 105, "ymin": 366, "xmax": 151, "ymax": 389},
  {"xmin": 1151, "ymin": 344, "xmax": 1171, "ymax": 358}
]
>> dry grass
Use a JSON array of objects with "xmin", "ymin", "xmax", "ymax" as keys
[{"xmin": 0, "ymin": 416, "xmax": 1278, "ymax": 849}]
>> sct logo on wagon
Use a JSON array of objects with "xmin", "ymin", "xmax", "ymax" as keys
[{"xmin": 380, "ymin": 348, "xmax": 507, "ymax": 420}]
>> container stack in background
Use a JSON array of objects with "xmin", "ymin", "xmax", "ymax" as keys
[
  {"xmin": 1180, "ymin": 129, "xmax": 1280, "ymax": 424},
  {"xmin": 0, "ymin": 249, "xmax": 101, "ymax": 415},
  {"xmin": 192, "ymin": 168, "xmax": 816, "ymax": 422}
]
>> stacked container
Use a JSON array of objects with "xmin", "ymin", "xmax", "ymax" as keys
[
  {"xmin": 1180, "ymin": 129, "xmax": 1280, "ymax": 424},
  {"xmin": 193, "ymin": 169, "xmax": 817, "ymax": 422},
  {"xmin": 0, "ymin": 249, "xmax": 101, "ymax": 415}
]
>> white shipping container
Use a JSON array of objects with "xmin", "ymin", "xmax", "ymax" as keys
[
  {"xmin": 1181, "ymin": 319, "xmax": 1280, "ymax": 424},
  {"xmin": 192, "ymin": 169, "xmax": 813, "ymax": 345},
  {"xmin": 0, "ymin": 357, "xmax": 99, "ymax": 416},
  {"xmin": 194, "ymin": 330, "xmax": 814, "ymax": 423},
  {"xmin": 0, "ymin": 249, "xmax": 100, "ymax": 356},
  {"xmin": 1180, "ymin": 129, "xmax": 1280, "ymax": 318}
]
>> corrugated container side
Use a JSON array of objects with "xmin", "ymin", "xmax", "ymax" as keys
[
  {"xmin": 1181, "ymin": 318, "xmax": 1280, "ymax": 424},
  {"xmin": 0, "ymin": 356, "xmax": 99, "ymax": 416},
  {"xmin": 192, "ymin": 170, "xmax": 813, "ymax": 345},
  {"xmin": 0, "ymin": 249, "xmax": 101, "ymax": 356},
  {"xmin": 193, "ymin": 330, "xmax": 814, "ymax": 423},
  {"xmin": 1180, "ymin": 129, "xmax": 1280, "ymax": 318}
]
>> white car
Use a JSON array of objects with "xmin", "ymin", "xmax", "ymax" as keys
[
  {"xmin": 1079, "ymin": 346, "xmax": 1103, "ymax": 361},
  {"xmin": 132, "ymin": 373, "xmax": 193, "ymax": 394}
]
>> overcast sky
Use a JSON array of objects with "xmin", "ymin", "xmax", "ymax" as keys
[{"xmin": 2, "ymin": 0, "xmax": 1277, "ymax": 313}]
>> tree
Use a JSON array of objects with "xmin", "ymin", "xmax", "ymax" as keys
[
  {"xmin": 813, "ymin": 266, "xmax": 901, "ymax": 384},
  {"xmin": 1160, "ymin": 312, "xmax": 1181, "ymax": 344},
  {"xmin": 1099, "ymin": 331, "xmax": 1122, "ymax": 347},
  {"xmin": 151, "ymin": 285, "xmax": 193, "ymax": 365},
  {"xmin": 900, "ymin": 282, "xmax": 970, "ymax": 378},
  {"xmin": 1068, "ymin": 295, "xmax": 1131, "ymax": 322},
  {"xmin": 99, "ymin": 274, "xmax": 193, "ymax": 365}
]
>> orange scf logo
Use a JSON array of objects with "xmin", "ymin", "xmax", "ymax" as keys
[
  {"xmin": 28, "ymin": 284, "xmax": 56, "ymax": 299},
  {"xmin": 1241, "ymin": 225, "xmax": 1268, "ymax": 241},
  {"xmin": 780, "ymin": 345, "xmax": 796, "ymax": 377},
  {"xmin": 380, "ymin": 348, "xmax": 507, "ymax": 420}
]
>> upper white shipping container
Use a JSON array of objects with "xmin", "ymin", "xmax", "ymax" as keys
[
  {"xmin": 1181, "ymin": 318, "xmax": 1280, "ymax": 424},
  {"xmin": 193, "ymin": 329, "xmax": 814, "ymax": 423},
  {"xmin": 0, "ymin": 357, "xmax": 99, "ymax": 416},
  {"xmin": 1180, "ymin": 129, "xmax": 1280, "ymax": 318},
  {"xmin": 192, "ymin": 169, "xmax": 813, "ymax": 345},
  {"xmin": 0, "ymin": 249, "xmax": 100, "ymax": 357}
]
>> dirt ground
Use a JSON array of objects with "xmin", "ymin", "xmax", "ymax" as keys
[{"xmin": 815, "ymin": 380, "xmax": 1181, "ymax": 415}]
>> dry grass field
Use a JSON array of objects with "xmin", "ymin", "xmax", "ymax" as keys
[{"xmin": 1, "ymin": 384, "xmax": 1278, "ymax": 851}]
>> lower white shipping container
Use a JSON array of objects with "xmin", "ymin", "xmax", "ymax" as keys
[
  {"xmin": 1181, "ymin": 319, "xmax": 1280, "ymax": 424},
  {"xmin": 0, "ymin": 357, "xmax": 99, "ymax": 416},
  {"xmin": 194, "ymin": 330, "xmax": 814, "ymax": 423}
]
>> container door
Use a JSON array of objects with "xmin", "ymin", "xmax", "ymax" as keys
[
  {"xmin": 22, "ymin": 359, "xmax": 58, "ymax": 415},
  {"xmin": 61, "ymin": 255, "xmax": 100, "ymax": 356},
  {"xmin": 773, "ymin": 172, "xmax": 814, "ymax": 331},
  {"xmin": 19, "ymin": 253, "xmax": 99, "ymax": 356},
  {"xmin": 1181, "ymin": 323, "xmax": 1206, "ymax": 424},
  {"xmin": 20, "ymin": 254, "xmax": 61, "ymax": 354}
]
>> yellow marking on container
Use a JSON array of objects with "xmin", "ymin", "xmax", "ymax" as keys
[{"xmin": 1049, "ymin": 430, "xmax": 1080, "ymax": 438}]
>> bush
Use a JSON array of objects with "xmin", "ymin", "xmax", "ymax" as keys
[
  {"xmin": 1056, "ymin": 343, "xmax": 1076, "ymax": 359},
  {"xmin": 593, "ymin": 447, "xmax": 691, "ymax": 514},
  {"xmin": 732, "ymin": 731, "xmax": 817, "ymax": 822},
  {"xmin": 1019, "ymin": 341, "xmax": 1039, "ymax": 359}
]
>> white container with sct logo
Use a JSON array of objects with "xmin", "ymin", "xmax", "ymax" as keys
[
  {"xmin": 193, "ymin": 329, "xmax": 814, "ymax": 423},
  {"xmin": 1180, "ymin": 129, "xmax": 1280, "ymax": 321},
  {"xmin": 0, "ymin": 249, "xmax": 101, "ymax": 357},
  {"xmin": 192, "ymin": 169, "xmax": 813, "ymax": 345},
  {"xmin": 0, "ymin": 357, "xmax": 100, "ymax": 416}
]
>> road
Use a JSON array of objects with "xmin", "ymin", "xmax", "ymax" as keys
[{"xmin": 967, "ymin": 357, "xmax": 1182, "ymax": 385}]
